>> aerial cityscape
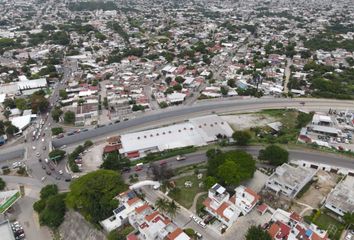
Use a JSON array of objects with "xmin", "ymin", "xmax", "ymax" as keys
[{"xmin": 0, "ymin": 0, "xmax": 354, "ymax": 239}]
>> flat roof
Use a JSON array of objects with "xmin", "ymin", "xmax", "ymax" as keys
[
  {"xmin": 269, "ymin": 164, "xmax": 317, "ymax": 188},
  {"xmin": 311, "ymin": 125, "xmax": 340, "ymax": 134},
  {"xmin": 120, "ymin": 115, "xmax": 233, "ymax": 154},
  {"xmin": 326, "ymin": 176, "xmax": 354, "ymax": 214}
]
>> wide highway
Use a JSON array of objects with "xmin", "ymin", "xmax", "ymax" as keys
[{"xmin": 51, "ymin": 97, "xmax": 354, "ymax": 148}]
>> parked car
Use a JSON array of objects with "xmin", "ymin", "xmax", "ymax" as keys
[
  {"xmin": 46, "ymin": 170, "xmax": 51, "ymax": 175},
  {"xmin": 121, "ymin": 167, "xmax": 131, "ymax": 173}
]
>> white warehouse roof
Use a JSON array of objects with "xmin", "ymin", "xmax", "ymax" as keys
[{"xmin": 120, "ymin": 115, "xmax": 234, "ymax": 155}]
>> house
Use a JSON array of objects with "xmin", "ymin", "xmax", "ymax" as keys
[
  {"xmin": 265, "ymin": 163, "xmax": 317, "ymax": 198},
  {"xmin": 267, "ymin": 209, "xmax": 328, "ymax": 240},
  {"xmin": 203, "ymin": 183, "xmax": 259, "ymax": 229},
  {"xmin": 100, "ymin": 190, "xmax": 144, "ymax": 232},
  {"xmin": 325, "ymin": 176, "xmax": 354, "ymax": 216},
  {"xmin": 128, "ymin": 204, "xmax": 188, "ymax": 240}
]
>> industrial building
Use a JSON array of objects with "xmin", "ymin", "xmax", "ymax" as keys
[{"xmin": 119, "ymin": 115, "xmax": 234, "ymax": 159}]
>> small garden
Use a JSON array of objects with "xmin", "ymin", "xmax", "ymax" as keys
[
  {"xmin": 304, "ymin": 209, "xmax": 345, "ymax": 240},
  {"xmin": 168, "ymin": 174, "xmax": 206, "ymax": 209}
]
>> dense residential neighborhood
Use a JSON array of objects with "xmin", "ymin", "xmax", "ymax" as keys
[{"xmin": 0, "ymin": 0, "xmax": 354, "ymax": 240}]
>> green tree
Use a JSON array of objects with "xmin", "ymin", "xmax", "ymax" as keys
[
  {"xmin": 0, "ymin": 177, "xmax": 6, "ymax": 190},
  {"xmin": 39, "ymin": 194, "xmax": 66, "ymax": 229},
  {"xmin": 51, "ymin": 107, "xmax": 63, "ymax": 122},
  {"xmin": 167, "ymin": 200, "xmax": 180, "ymax": 220},
  {"xmin": 15, "ymin": 98, "xmax": 27, "ymax": 110},
  {"xmin": 155, "ymin": 198, "xmax": 169, "ymax": 214},
  {"xmin": 101, "ymin": 152, "xmax": 130, "ymax": 171},
  {"xmin": 33, "ymin": 199, "xmax": 46, "ymax": 213},
  {"xmin": 220, "ymin": 86, "xmax": 228, "ymax": 96},
  {"xmin": 175, "ymin": 76, "xmax": 185, "ymax": 84},
  {"xmin": 232, "ymin": 130, "xmax": 252, "ymax": 146},
  {"xmin": 40, "ymin": 184, "xmax": 58, "ymax": 200},
  {"xmin": 31, "ymin": 90, "xmax": 49, "ymax": 113},
  {"xmin": 296, "ymin": 112, "xmax": 314, "ymax": 129},
  {"xmin": 3, "ymin": 98, "xmax": 15, "ymax": 108},
  {"xmin": 258, "ymin": 145, "xmax": 289, "ymax": 166},
  {"xmin": 84, "ymin": 140, "xmax": 93, "ymax": 148},
  {"xmin": 343, "ymin": 212, "xmax": 354, "ymax": 228},
  {"xmin": 159, "ymin": 101, "xmax": 168, "ymax": 108},
  {"xmin": 59, "ymin": 89, "xmax": 68, "ymax": 99},
  {"xmin": 66, "ymin": 170, "xmax": 127, "ymax": 223},
  {"xmin": 0, "ymin": 120, "xmax": 5, "ymax": 135},
  {"xmin": 64, "ymin": 111, "xmax": 75, "ymax": 124},
  {"xmin": 246, "ymin": 226, "xmax": 272, "ymax": 240},
  {"xmin": 173, "ymin": 84, "xmax": 182, "ymax": 92},
  {"xmin": 51, "ymin": 127, "xmax": 64, "ymax": 135},
  {"xmin": 3, "ymin": 110, "xmax": 11, "ymax": 119},
  {"xmin": 48, "ymin": 149, "xmax": 66, "ymax": 162},
  {"xmin": 204, "ymin": 176, "xmax": 218, "ymax": 189},
  {"xmin": 207, "ymin": 150, "xmax": 256, "ymax": 185},
  {"xmin": 217, "ymin": 160, "xmax": 241, "ymax": 185},
  {"xmin": 165, "ymin": 77, "xmax": 172, "ymax": 85},
  {"xmin": 5, "ymin": 124, "xmax": 19, "ymax": 136},
  {"xmin": 227, "ymin": 79, "xmax": 236, "ymax": 88}
]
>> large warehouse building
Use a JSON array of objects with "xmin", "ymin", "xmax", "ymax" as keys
[{"xmin": 119, "ymin": 115, "xmax": 234, "ymax": 159}]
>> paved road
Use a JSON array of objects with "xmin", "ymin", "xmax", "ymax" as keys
[
  {"xmin": 51, "ymin": 97, "xmax": 354, "ymax": 148},
  {"xmin": 124, "ymin": 146, "xmax": 354, "ymax": 182}
]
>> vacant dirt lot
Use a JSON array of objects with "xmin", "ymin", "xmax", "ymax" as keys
[
  {"xmin": 221, "ymin": 114, "xmax": 276, "ymax": 130},
  {"xmin": 81, "ymin": 143, "xmax": 105, "ymax": 173},
  {"xmin": 291, "ymin": 170, "xmax": 339, "ymax": 215}
]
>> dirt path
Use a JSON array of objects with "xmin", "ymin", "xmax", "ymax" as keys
[{"xmin": 189, "ymin": 191, "xmax": 207, "ymax": 213}]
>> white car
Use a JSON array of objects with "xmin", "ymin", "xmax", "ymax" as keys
[
  {"xmin": 32, "ymin": 146, "xmax": 36, "ymax": 150},
  {"xmin": 59, "ymin": 170, "xmax": 63, "ymax": 175}
]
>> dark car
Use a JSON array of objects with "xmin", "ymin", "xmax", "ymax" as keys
[
  {"xmin": 121, "ymin": 167, "xmax": 131, "ymax": 173},
  {"xmin": 67, "ymin": 131, "xmax": 75, "ymax": 136},
  {"xmin": 46, "ymin": 170, "xmax": 51, "ymax": 175},
  {"xmin": 38, "ymin": 158, "xmax": 42, "ymax": 162},
  {"xmin": 65, "ymin": 178, "xmax": 71, "ymax": 182},
  {"xmin": 41, "ymin": 165, "xmax": 46, "ymax": 169},
  {"xmin": 114, "ymin": 120, "xmax": 121, "ymax": 124}
]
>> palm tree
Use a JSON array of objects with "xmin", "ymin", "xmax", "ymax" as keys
[
  {"xmin": 155, "ymin": 197, "xmax": 169, "ymax": 214},
  {"xmin": 167, "ymin": 200, "xmax": 180, "ymax": 221}
]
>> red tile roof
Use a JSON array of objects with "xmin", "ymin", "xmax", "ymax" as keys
[
  {"xmin": 257, "ymin": 203, "xmax": 268, "ymax": 214},
  {"xmin": 167, "ymin": 228, "xmax": 185, "ymax": 240},
  {"xmin": 145, "ymin": 211, "xmax": 160, "ymax": 222},
  {"xmin": 276, "ymin": 221, "xmax": 291, "ymax": 239},
  {"xmin": 268, "ymin": 223, "xmax": 281, "ymax": 239},
  {"xmin": 215, "ymin": 202, "xmax": 230, "ymax": 222},
  {"xmin": 127, "ymin": 197, "xmax": 140, "ymax": 206},
  {"xmin": 135, "ymin": 204, "xmax": 150, "ymax": 214},
  {"xmin": 126, "ymin": 233, "xmax": 138, "ymax": 240},
  {"xmin": 290, "ymin": 212, "xmax": 302, "ymax": 222}
]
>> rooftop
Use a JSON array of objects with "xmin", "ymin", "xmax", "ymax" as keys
[{"xmin": 325, "ymin": 176, "xmax": 354, "ymax": 214}]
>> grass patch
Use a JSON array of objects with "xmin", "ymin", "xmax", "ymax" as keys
[
  {"xmin": 195, "ymin": 193, "xmax": 208, "ymax": 214},
  {"xmin": 308, "ymin": 210, "xmax": 345, "ymax": 240},
  {"xmin": 252, "ymin": 109, "xmax": 302, "ymax": 144},
  {"xmin": 168, "ymin": 175, "xmax": 206, "ymax": 209}
]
